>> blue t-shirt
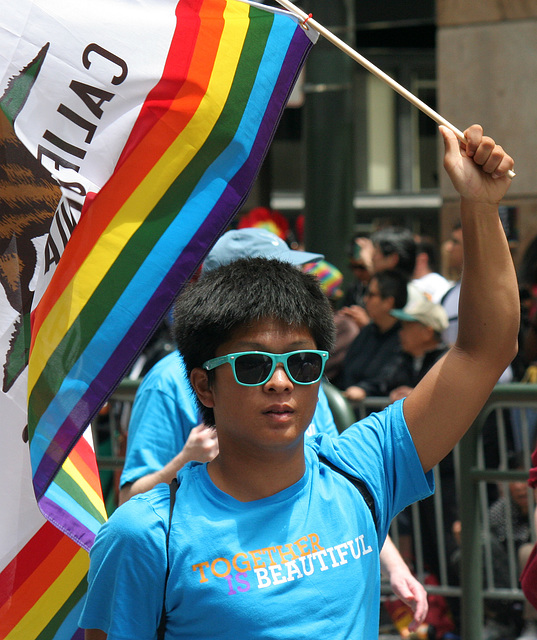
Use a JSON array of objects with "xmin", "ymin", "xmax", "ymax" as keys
[
  {"xmin": 120, "ymin": 352, "xmax": 338, "ymax": 487},
  {"xmin": 80, "ymin": 400, "xmax": 433, "ymax": 639},
  {"xmin": 120, "ymin": 352, "xmax": 201, "ymax": 487}
]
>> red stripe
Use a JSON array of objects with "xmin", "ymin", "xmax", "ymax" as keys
[
  {"xmin": 115, "ymin": 0, "xmax": 204, "ymax": 166},
  {"xmin": 0, "ymin": 521, "xmax": 64, "ymax": 609},
  {"xmin": 0, "ymin": 532, "xmax": 82, "ymax": 634},
  {"xmin": 30, "ymin": 0, "xmax": 226, "ymax": 350}
]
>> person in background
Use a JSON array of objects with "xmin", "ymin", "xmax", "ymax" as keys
[
  {"xmin": 237, "ymin": 206, "xmax": 290, "ymax": 240},
  {"xmin": 338, "ymin": 269, "xmax": 408, "ymax": 401},
  {"xmin": 358, "ymin": 226, "xmax": 417, "ymax": 280},
  {"xmin": 339, "ymin": 226, "xmax": 420, "ymax": 334},
  {"xmin": 412, "ymin": 236, "xmax": 452, "ymax": 304},
  {"xmin": 386, "ymin": 300, "xmax": 458, "ymax": 611},
  {"xmin": 442, "ymin": 220, "xmax": 513, "ymax": 385},
  {"xmin": 521, "ymin": 446, "xmax": 537, "ymax": 633},
  {"xmin": 303, "ymin": 259, "xmax": 361, "ymax": 384},
  {"xmin": 386, "ymin": 296, "xmax": 449, "ymax": 402},
  {"xmin": 342, "ymin": 234, "xmax": 372, "ymax": 308}
]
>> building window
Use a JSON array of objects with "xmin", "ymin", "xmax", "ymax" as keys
[{"xmin": 354, "ymin": 51, "xmax": 437, "ymax": 196}]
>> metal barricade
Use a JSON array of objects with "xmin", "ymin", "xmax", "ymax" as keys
[
  {"xmin": 458, "ymin": 384, "xmax": 537, "ymax": 639},
  {"xmin": 345, "ymin": 386, "xmax": 537, "ymax": 639}
]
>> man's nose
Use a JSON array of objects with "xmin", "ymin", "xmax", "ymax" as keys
[{"xmin": 265, "ymin": 363, "xmax": 293, "ymax": 390}]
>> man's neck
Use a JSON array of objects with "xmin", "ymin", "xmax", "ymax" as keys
[{"xmin": 207, "ymin": 444, "xmax": 306, "ymax": 502}]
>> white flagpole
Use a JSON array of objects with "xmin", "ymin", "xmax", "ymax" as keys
[{"xmin": 273, "ymin": 0, "xmax": 516, "ymax": 179}]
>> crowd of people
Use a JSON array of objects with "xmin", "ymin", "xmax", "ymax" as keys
[{"xmin": 81, "ymin": 126, "xmax": 536, "ymax": 640}]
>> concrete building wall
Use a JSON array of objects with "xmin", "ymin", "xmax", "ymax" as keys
[{"xmin": 436, "ymin": 1, "xmax": 537, "ymax": 265}]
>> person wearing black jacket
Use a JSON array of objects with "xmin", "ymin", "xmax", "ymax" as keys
[
  {"xmin": 386, "ymin": 296, "xmax": 449, "ymax": 402},
  {"xmin": 338, "ymin": 270, "xmax": 408, "ymax": 400}
]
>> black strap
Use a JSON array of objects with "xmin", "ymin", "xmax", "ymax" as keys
[
  {"xmin": 157, "ymin": 477, "xmax": 180, "ymax": 640},
  {"xmin": 318, "ymin": 455, "xmax": 377, "ymax": 530}
]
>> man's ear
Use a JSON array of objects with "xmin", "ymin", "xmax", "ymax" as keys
[{"xmin": 190, "ymin": 368, "xmax": 215, "ymax": 408}]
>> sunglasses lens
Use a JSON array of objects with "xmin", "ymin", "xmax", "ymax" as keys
[
  {"xmin": 287, "ymin": 352, "xmax": 323, "ymax": 383},
  {"xmin": 234, "ymin": 353, "xmax": 273, "ymax": 385}
]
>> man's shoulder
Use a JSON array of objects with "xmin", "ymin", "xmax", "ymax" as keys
[
  {"xmin": 122, "ymin": 482, "xmax": 172, "ymax": 517},
  {"xmin": 98, "ymin": 484, "xmax": 172, "ymax": 545}
]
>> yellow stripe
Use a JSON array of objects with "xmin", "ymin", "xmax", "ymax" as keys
[
  {"xmin": 28, "ymin": 1, "xmax": 250, "ymax": 395},
  {"xmin": 63, "ymin": 456, "xmax": 108, "ymax": 521},
  {"xmin": 4, "ymin": 548, "xmax": 89, "ymax": 640}
]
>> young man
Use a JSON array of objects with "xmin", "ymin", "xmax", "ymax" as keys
[
  {"xmin": 117, "ymin": 226, "xmax": 425, "ymax": 623},
  {"xmin": 118, "ymin": 227, "xmax": 330, "ymax": 505},
  {"xmin": 81, "ymin": 125, "xmax": 518, "ymax": 639}
]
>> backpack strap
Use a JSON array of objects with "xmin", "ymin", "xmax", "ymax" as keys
[
  {"xmin": 157, "ymin": 477, "xmax": 180, "ymax": 640},
  {"xmin": 318, "ymin": 455, "xmax": 377, "ymax": 530}
]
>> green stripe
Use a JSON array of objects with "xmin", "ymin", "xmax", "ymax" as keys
[
  {"xmin": 52, "ymin": 467, "xmax": 107, "ymax": 524},
  {"xmin": 28, "ymin": 10, "xmax": 274, "ymax": 434},
  {"xmin": 35, "ymin": 572, "xmax": 87, "ymax": 640}
]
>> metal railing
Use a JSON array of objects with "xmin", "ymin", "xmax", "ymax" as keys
[
  {"xmin": 94, "ymin": 380, "xmax": 537, "ymax": 639},
  {"xmin": 457, "ymin": 384, "xmax": 537, "ymax": 639}
]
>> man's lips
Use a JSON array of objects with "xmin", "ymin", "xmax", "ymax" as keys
[{"xmin": 263, "ymin": 405, "xmax": 294, "ymax": 417}]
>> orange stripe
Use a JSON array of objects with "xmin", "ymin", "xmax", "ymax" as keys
[
  {"xmin": 0, "ymin": 522, "xmax": 63, "ymax": 610},
  {"xmin": 69, "ymin": 439, "xmax": 102, "ymax": 497},
  {"xmin": 2, "ymin": 549, "xmax": 88, "ymax": 640},
  {"xmin": 0, "ymin": 535, "xmax": 80, "ymax": 632},
  {"xmin": 30, "ymin": 0, "xmax": 227, "ymax": 348}
]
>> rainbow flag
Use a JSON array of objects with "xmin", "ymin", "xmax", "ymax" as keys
[
  {"xmin": 0, "ymin": 520, "xmax": 88, "ymax": 640},
  {"xmin": 0, "ymin": 0, "xmax": 316, "ymax": 637}
]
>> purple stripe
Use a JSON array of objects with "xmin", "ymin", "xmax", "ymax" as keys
[
  {"xmin": 33, "ymin": 30, "xmax": 313, "ymax": 510},
  {"xmin": 39, "ymin": 495, "xmax": 96, "ymax": 550}
]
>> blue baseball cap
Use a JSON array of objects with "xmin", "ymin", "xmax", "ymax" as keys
[{"xmin": 202, "ymin": 228, "xmax": 323, "ymax": 274}]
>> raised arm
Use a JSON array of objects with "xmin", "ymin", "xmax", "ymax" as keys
[{"xmin": 404, "ymin": 125, "xmax": 518, "ymax": 472}]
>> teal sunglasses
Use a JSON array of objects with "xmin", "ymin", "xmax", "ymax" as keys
[{"xmin": 202, "ymin": 350, "xmax": 329, "ymax": 386}]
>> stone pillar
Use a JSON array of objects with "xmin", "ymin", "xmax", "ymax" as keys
[{"xmin": 436, "ymin": 1, "xmax": 537, "ymax": 265}]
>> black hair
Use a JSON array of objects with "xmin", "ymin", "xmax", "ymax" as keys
[
  {"xmin": 372, "ymin": 269, "xmax": 408, "ymax": 309},
  {"xmin": 416, "ymin": 236, "xmax": 440, "ymax": 273},
  {"xmin": 173, "ymin": 257, "xmax": 336, "ymax": 424},
  {"xmin": 371, "ymin": 226, "xmax": 416, "ymax": 277}
]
